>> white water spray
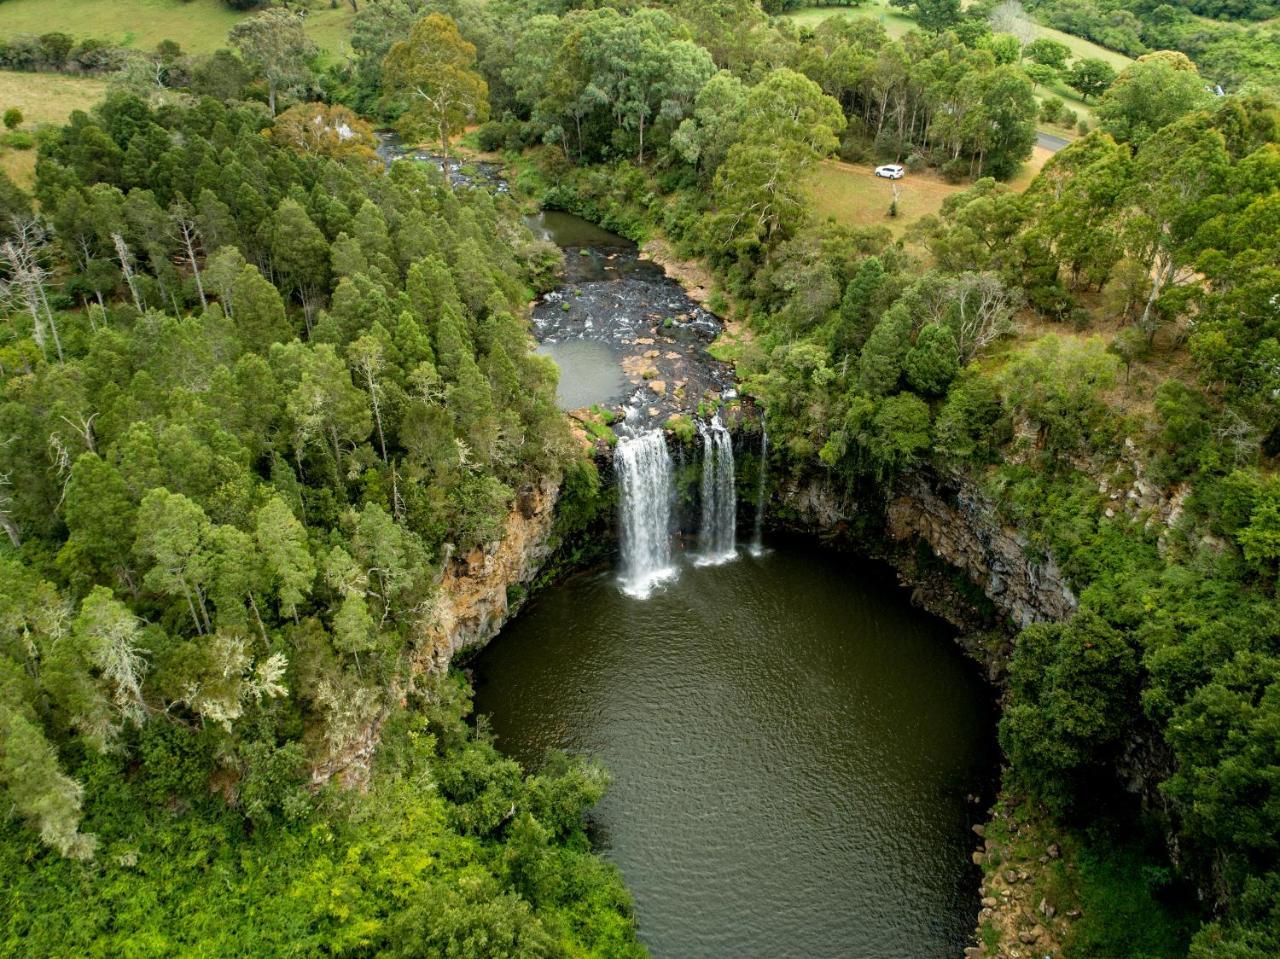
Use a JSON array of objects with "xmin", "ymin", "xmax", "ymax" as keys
[
  {"xmin": 696, "ymin": 414, "xmax": 737, "ymax": 565},
  {"xmin": 616, "ymin": 429, "xmax": 675, "ymax": 598},
  {"xmin": 749, "ymin": 423, "xmax": 769, "ymax": 557}
]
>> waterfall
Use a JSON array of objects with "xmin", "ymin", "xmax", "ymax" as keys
[
  {"xmin": 616, "ymin": 429, "xmax": 675, "ymax": 598},
  {"xmin": 696, "ymin": 414, "xmax": 737, "ymax": 565},
  {"xmin": 750, "ymin": 423, "xmax": 769, "ymax": 557}
]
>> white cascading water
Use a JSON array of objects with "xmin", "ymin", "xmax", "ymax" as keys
[
  {"xmin": 615, "ymin": 429, "xmax": 675, "ymax": 598},
  {"xmin": 696, "ymin": 414, "xmax": 737, "ymax": 565},
  {"xmin": 749, "ymin": 423, "xmax": 769, "ymax": 557}
]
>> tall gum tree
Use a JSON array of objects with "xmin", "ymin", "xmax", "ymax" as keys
[{"xmin": 383, "ymin": 14, "xmax": 490, "ymax": 159}]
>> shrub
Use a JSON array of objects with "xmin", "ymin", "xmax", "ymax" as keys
[
  {"xmin": 2, "ymin": 131, "xmax": 35, "ymax": 150},
  {"xmin": 2, "ymin": 107, "xmax": 21, "ymax": 130}
]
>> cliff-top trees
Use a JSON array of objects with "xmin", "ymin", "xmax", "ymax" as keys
[
  {"xmin": 383, "ymin": 13, "xmax": 489, "ymax": 158},
  {"xmin": 1097, "ymin": 53, "xmax": 1214, "ymax": 148},
  {"xmin": 710, "ymin": 69, "xmax": 845, "ymax": 255}
]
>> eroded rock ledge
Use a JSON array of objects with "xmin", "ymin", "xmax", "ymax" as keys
[
  {"xmin": 779, "ymin": 469, "xmax": 1077, "ymax": 634},
  {"xmin": 885, "ymin": 472, "xmax": 1077, "ymax": 629},
  {"xmin": 419, "ymin": 475, "xmax": 561, "ymax": 671}
]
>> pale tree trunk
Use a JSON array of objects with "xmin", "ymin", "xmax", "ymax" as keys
[
  {"xmin": 112, "ymin": 233, "xmax": 143, "ymax": 312},
  {"xmin": 176, "ymin": 216, "xmax": 207, "ymax": 309}
]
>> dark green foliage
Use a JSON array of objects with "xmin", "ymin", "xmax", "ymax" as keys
[
  {"xmin": 1001, "ymin": 612, "xmax": 1140, "ymax": 815},
  {"xmin": 904, "ymin": 323, "xmax": 959, "ymax": 396}
]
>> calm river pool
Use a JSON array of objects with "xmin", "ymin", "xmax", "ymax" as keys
[{"xmin": 472, "ymin": 539, "xmax": 996, "ymax": 958}]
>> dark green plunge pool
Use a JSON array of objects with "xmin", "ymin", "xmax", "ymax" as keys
[{"xmin": 472, "ymin": 538, "xmax": 996, "ymax": 958}]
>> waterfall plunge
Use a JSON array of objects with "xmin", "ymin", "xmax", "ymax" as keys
[
  {"xmin": 696, "ymin": 415, "xmax": 737, "ymax": 565},
  {"xmin": 749, "ymin": 423, "xmax": 769, "ymax": 557},
  {"xmin": 616, "ymin": 430, "xmax": 675, "ymax": 598}
]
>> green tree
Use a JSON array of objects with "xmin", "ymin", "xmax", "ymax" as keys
[
  {"xmin": 133, "ymin": 489, "xmax": 214, "ymax": 635},
  {"xmin": 383, "ymin": 13, "xmax": 489, "ymax": 159},
  {"xmin": 231, "ymin": 263, "xmax": 293, "ymax": 352},
  {"xmin": 890, "ymin": 0, "xmax": 961, "ymax": 33},
  {"xmin": 228, "ymin": 9, "xmax": 317, "ymax": 116},
  {"xmin": 1066, "ymin": 58, "xmax": 1117, "ymax": 102},
  {"xmin": 904, "ymin": 323, "xmax": 959, "ymax": 395},
  {"xmin": 1025, "ymin": 37, "xmax": 1071, "ymax": 70},
  {"xmin": 57, "ymin": 453, "xmax": 136, "ymax": 591},
  {"xmin": 1001, "ymin": 611, "xmax": 1139, "ymax": 815},
  {"xmin": 710, "ymin": 69, "xmax": 844, "ymax": 253},
  {"xmin": 284, "ymin": 343, "xmax": 372, "ymax": 481},
  {"xmin": 1097, "ymin": 54, "xmax": 1213, "ymax": 147},
  {"xmin": 254, "ymin": 496, "xmax": 315, "ymax": 622},
  {"xmin": 866, "ymin": 393, "xmax": 932, "ymax": 476},
  {"xmin": 270, "ymin": 198, "xmax": 330, "ymax": 334},
  {"xmin": 858, "ymin": 304, "xmax": 912, "ymax": 396}
]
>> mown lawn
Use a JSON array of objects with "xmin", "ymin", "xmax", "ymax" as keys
[
  {"xmin": 806, "ymin": 144, "xmax": 1052, "ymax": 235},
  {"xmin": 0, "ymin": 0, "xmax": 355, "ymax": 60}
]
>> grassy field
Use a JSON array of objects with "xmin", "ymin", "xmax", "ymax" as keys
[
  {"xmin": 0, "ymin": 70, "xmax": 108, "ymax": 126},
  {"xmin": 786, "ymin": 4, "xmax": 1133, "ymax": 130},
  {"xmin": 806, "ymin": 144, "xmax": 1052, "ymax": 236},
  {"xmin": 0, "ymin": 0, "xmax": 355, "ymax": 61},
  {"xmin": 786, "ymin": 0, "xmax": 916, "ymax": 38},
  {"xmin": 0, "ymin": 70, "xmax": 109, "ymax": 188}
]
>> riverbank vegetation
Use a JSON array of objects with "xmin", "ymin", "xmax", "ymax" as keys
[{"xmin": 1, "ymin": 0, "xmax": 1278, "ymax": 955}]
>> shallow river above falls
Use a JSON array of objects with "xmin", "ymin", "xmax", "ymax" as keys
[{"xmin": 473, "ymin": 540, "xmax": 997, "ymax": 958}]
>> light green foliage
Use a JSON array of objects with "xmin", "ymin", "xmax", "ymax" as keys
[
  {"xmin": 866, "ymin": 392, "xmax": 932, "ymax": 476},
  {"xmin": 1066, "ymin": 57, "xmax": 1117, "ymax": 102},
  {"xmin": 998, "ymin": 335, "xmax": 1119, "ymax": 457},
  {"xmin": 708, "ymin": 66, "xmax": 847, "ymax": 252},
  {"xmin": 1097, "ymin": 54, "xmax": 1213, "ymax": 148},
  {"xmin": 0, "ymin": 679, "xmax": 643, "ymax": 956},
  {"xmin": 889, "ymin": 0, "xmax": 961, "ymax": 33},
  {"xmin": 228, "ymin": 9, "xmax": 317, "ymax": 116},
  {"xmin": 383, "ymin": 13, "xmax": 490, "ymax": 157},
  {"xmin": 254, "ymin": 496, "xmax": 315, "ymax": 621},
  {"xmin": 1025, "ymin": 37, "xmax": 1071, "ymax": 70}
]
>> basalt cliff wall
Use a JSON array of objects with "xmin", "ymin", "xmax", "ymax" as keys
[{"xmin": 778, "ymin": 468, "xmax": 1077, "ymax": 641}]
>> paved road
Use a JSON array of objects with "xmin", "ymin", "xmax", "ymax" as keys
[{"xmin": 1036, "ymin": 131, "xmax": 1070, "ymax": 153}]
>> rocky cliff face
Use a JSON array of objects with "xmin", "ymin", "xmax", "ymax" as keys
[
  {"xmin": 885, "ymin": 472, "xmax": 1078, "ymax": 629},
  {"xmin": 311, "ymin": 476, "xmax": 561, "ymax": 788},
  {"xmin": 418, "ymin": 475, "xmax": 561, "ymax": 671},
  {"xmin": 780, "ymin": 469, "xmax": 1077, "ymax": 634}
]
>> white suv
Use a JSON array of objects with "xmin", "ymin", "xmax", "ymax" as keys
[{"xmin": 874, "ymin": 164, "xmax": 905, "ymax": 179}]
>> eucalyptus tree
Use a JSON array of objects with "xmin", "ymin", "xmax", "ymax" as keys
[
  {"xmin": 383, "ymin": 13, "xmax": 489, "ymax": 159},
  {"xmin": 228, "ymin": 9, "xmax": 317, "ymax": 116}
]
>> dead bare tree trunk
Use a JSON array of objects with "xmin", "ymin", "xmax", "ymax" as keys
[{"xmin": 112, "ymin": 233, "xmax": 144, "ymax": 312}]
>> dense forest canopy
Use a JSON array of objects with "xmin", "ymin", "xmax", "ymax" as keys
[
  {"xmin": 0, "ymin": 0, "xmax": 1278, "ymax": 956},
  {"xmin": 0, "ymin": 85, "xmax": 640, "ymax": 956}
]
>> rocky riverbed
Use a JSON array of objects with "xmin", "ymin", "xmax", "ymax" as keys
[{"xmin": 527, "ymin": 211, "xmax": 736, "ymax": 430}]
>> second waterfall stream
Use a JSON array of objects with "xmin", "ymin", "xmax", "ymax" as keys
[{"xmin": 696, "ymin": 415, "xmax": 737, "ymax": 564}]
